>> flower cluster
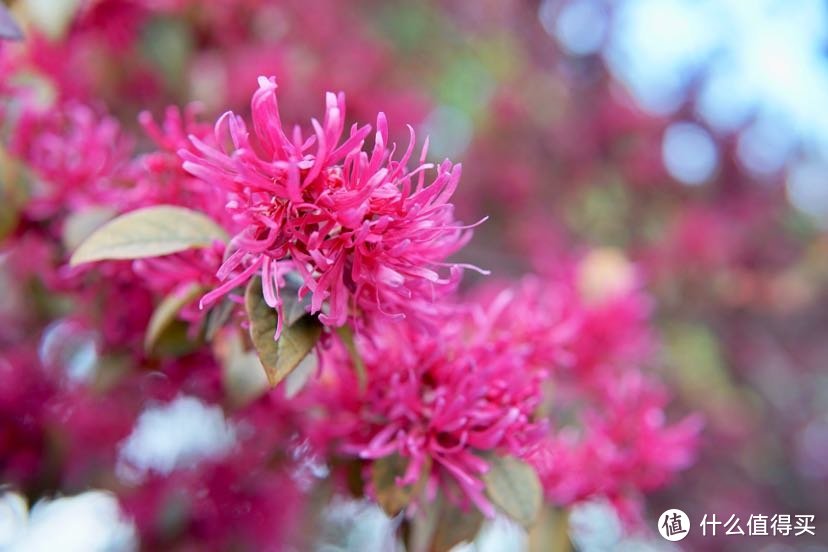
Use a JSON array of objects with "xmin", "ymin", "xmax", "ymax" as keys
[
  {"xmin": 0, "ymin": 2, "xmax": 717, "ymax": 550},
  {"xmin": 8, "ymin": 101, "xmax": 134, "ymax": 220},
  {"xmin": 283, "ymin": 251, "xmax": 700, "ymax": 522},
  {"xmin": 528, "ymin": 373, "xmax": 702, "ymax": 522},
  {"xmin": 321, "ymin": 301, "xmax": 549, "ymax": 516},
  {"xmin": 181, "ymin": 76, "xmax": 478, "ymax": 334}
]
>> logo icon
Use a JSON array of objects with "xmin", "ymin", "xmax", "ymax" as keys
[{"xmin": 659, "ymin": 509, "xmax": 690, "ymax": 541}]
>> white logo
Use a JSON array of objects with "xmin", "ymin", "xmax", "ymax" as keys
[{"xmin": 659, "ymin": 509, "xmax": 690, "ymax": 541}]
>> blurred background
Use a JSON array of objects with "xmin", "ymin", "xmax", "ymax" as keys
[{"xmin": 2, "ymin": 0, "xmax": 828, "ymax": 550}]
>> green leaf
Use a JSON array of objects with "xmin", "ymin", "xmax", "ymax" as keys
[
  {"xmin": 145, "ymin": 282, "xmax": 205, "ymax": 353},
  {"xmin": 335, "ymin": 325, "xmax": 366, "ymax": 389},
  {"xmin": 244, "ymin": 276, "xmax": 322, "ymax": 387},
  {"xmin": 272, "ymin": 315, "xmax": 323, "ymax": 387},
  {"xmin": 146, "ymin": 319, "xmax": 198, "ymax": 358},
  {"xmin": 371, "ymin": 454, "xmax": 430, "ymax": 517},
  {"xmin": 142, "ymin": 17, "xmax": 193, "ymax": 92},
  {"xmin": 69, "ymin": 205, "xmax": 228, "ymax": 266},
  {"xmin": 482, "ymin": 455, "xmax": 542, "ymax": 527},
  {"xmin": 0, "ymin": 146, "xmax": 28, "ymax": 241},
  {"xmin": 62, "ymin": 206, "xmax": 117, "ymax": 252}
]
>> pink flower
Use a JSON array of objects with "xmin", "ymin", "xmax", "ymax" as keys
[
  {"xmin": 181, "ymin": 76, "xmax": 482, "ymax": 335},
  {"xmin": 9, "ymin": 101, "xmax": 133, "ymax": 220},
  {"xmin": 128, "ymin": 106, "xmax": 236, "ymax": 333},
  {"xmin": 129, "ymin": 106, "xmax": 228, "ymax": 264},
  {"xmin": 322, "ymin": 301, "xmax": 546, "ymax": 517},
  {"xmin": 486, "ymin": 255, "xmax": 655, "ymax": 385},
  {"xmin": 132, "ymin": 104, "xmax": 235, "ymax": 226},
  {"xmin": 527, "ymin": 374, "xmax": 702, "ymax": 514},
  {"xmin": 465, "ymin": 265, "xmax": 699, "ymax": 521}
]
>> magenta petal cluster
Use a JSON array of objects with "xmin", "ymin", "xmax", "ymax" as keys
[
  {"xmin": 528, "ymin": 373, "xmax": 703, "ymax": 513},
  {"xmin": 181, "ymin": 76, "xmax": 478, "ymax": 333},
  {"xmin": 326, "ymin": 303, "xmax": 548, "ymax": 517},
  {"xmin": 312, "ymin": 267, "xmax": 701, "ymax": 519},
  {"xmin": 15, "ymin": 0, "xmax": 822, "ymax": 548},
  {"xmin": 10, "ymin": 101, "xmax": 133, "ymax": 219}
]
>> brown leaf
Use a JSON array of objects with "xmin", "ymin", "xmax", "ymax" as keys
[
  {"xmin": 371, "ymin": 454, "xmax": 430, "ymax": 517},
  {"xmin": 70, "ymin": 205, "xmax": 228, "ymax": 266},
  {"xmin": 244, "ymin": 276, "xmax": 322, "ymax": 387},
  {"xmin": 431, "ymin": 502, "xmax": 484, "ymax": 552},
  {"xmin": 407, "ymin": 494, "xmax": 484, "ymax": 552},
  {"xmin": 344, "ymin": 458, "xmax": 365, "ymax": 499},
  {"xmin": 145, "ymin": 283, "xmax": 205, "ymax": 353},
  {"xmin": 482, "ymin": 455, "xmax": 542, "ymax": 527}
]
